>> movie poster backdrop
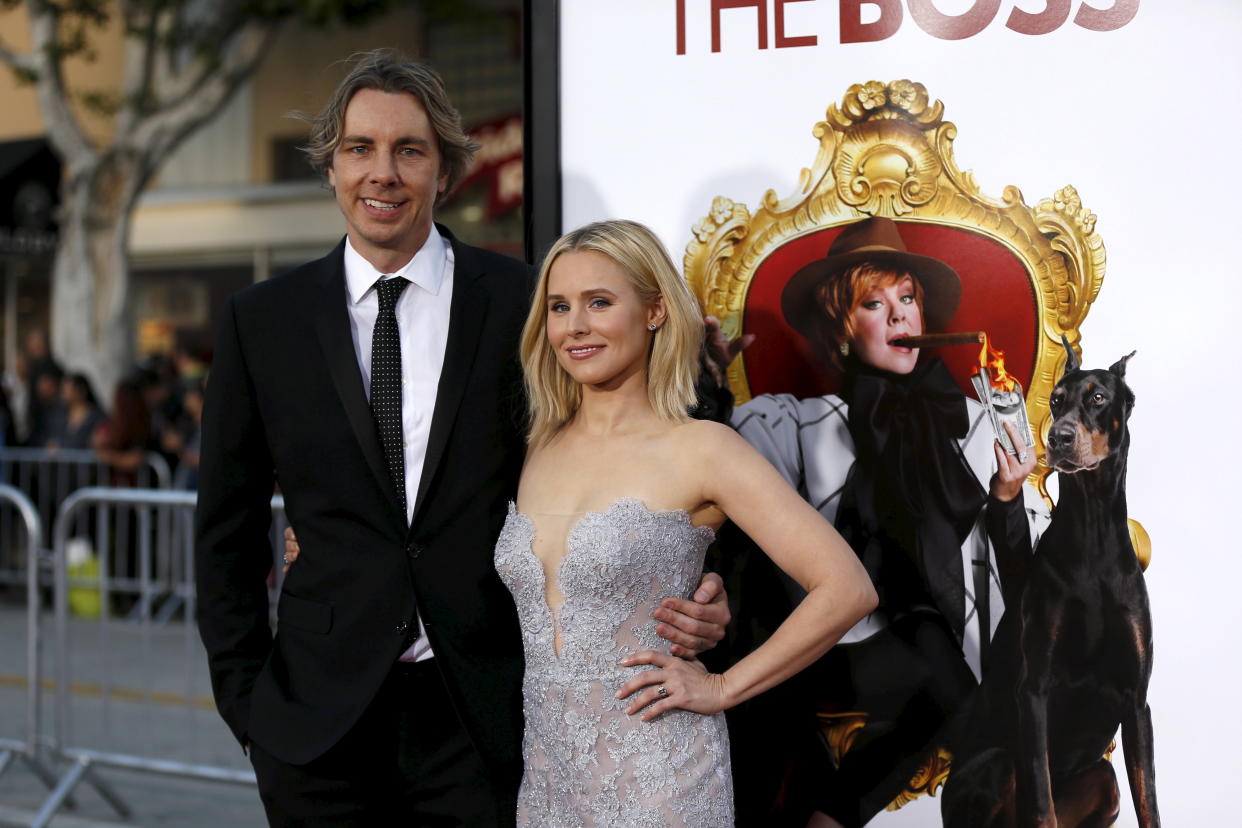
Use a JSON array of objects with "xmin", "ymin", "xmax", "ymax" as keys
[{"xmin": 538, "ymin": 1, "xmax": 1241, "ymax": 824}]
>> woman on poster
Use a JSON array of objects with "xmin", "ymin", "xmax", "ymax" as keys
[
  {"xmin": 720, "ymin": 216, "xmax": 1050, "ymax": 826},
  {"xmin": 495, "ymin": 219, "xmax": 878, "ymax": 826}
]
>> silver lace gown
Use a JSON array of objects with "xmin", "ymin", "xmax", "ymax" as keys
[{"xmin": 494, "ymin": 498, "xmax": 734, "ymax": 827}]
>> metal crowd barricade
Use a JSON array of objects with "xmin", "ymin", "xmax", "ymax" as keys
[
  {"xmin": 0, "ymin": 484, "xmax": 62, "ymax": 797},
  {"xmin": 0, "ymin": 448, "xmax": 173, "ymax": 587},
  {"xmin": 34, "ymin": 487, "xmax": 288, "ymax": 828}
]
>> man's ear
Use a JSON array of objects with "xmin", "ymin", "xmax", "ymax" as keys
[{"xmin": 327, "ymin": 164, "xmax": 337, "ymax": 191}]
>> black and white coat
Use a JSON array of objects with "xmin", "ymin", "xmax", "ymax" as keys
[{"xmin": 733, "ymin": 392, "xmax": 1050, "ymax": 679}]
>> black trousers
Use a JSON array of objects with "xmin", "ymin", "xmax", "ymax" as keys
[
  {"xmin": 249, "ymin": 659, "xmax": 509, "ymax": 827},
  {"xmin": 807, "ymin": 611, "xmax": 978, "ymax": 827}
]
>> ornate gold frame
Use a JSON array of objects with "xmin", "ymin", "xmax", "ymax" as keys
[{"xmin": 684, "ymin": 79, "xmax": 1105, "ymax": 501}]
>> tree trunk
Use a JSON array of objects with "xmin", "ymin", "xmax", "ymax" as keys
[{"xmin": 51, "ymin": 152, "xmax": 146, "ymax": 405}]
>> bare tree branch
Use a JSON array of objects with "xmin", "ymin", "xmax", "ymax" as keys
[
  {"xmin": 0, "ymin": 36, "xmax": 36, "ymax": 74},
  {"xmin": 147, "ymin": 7, "xmax": 255, "ymax": 112},
  {"xmin": 149, "ymin": 4, "xmax": 179, "ymax": 103},
  {"xmin": 132, "ymin": 19, "xmax": 279, "ymax": 164},
  {"xmin": 114, "ymin": 2, "xmax": 160, "ymax": 137},
  {"xmin": 24, "ymin": 0, "xmax": 96, "ymax": 168},
  {"xmin": 150, "ymin": 51, "xmax": 216, "ymax": 112}
]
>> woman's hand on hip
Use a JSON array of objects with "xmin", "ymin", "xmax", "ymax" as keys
[{"xmin": 614, "ymin": 650, "xmax": 731, "ymax": 721}]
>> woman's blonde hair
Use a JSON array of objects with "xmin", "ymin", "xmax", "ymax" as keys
[
  {"xmin": 815, "ymin": 262, "xmax": 926, "ymax": 369},
  {"xmin": 520, "ymin": 220, "xmax": 704, "ymax": 446}
]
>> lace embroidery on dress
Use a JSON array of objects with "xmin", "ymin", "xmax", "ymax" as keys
[{"xmin": 494, "ymin": 498, "xmax": 734, "ymax": 827}]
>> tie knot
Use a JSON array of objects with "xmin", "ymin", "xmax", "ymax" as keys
[{"xmin": 375, "ymin": 276, "xmax": 410, "ymax": 312}]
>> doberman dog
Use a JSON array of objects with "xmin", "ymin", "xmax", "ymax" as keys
[{"xmin": 941, "ymin": 337, "xmax": 1159, "ymax": 827}]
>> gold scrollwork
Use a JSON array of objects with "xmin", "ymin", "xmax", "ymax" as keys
[
  {"xmin": 834, "ymin": 120, "xmax": 942, "ymax": 217},
  {"xmin": 815, "ymin": 712, "xmax": 869, "ymax": 768},
  {"xmin": 684, "ymin": 79, "xmax": 1107, "ymax": 501},
  {"xmin": 886, "ymin": 749, "xmax": 954, "ymax": 811},
  {"xmin": 690, "ymin": 196, "xmax": 753, "ymax": 332}
]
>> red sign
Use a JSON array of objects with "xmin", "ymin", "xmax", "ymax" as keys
[{"xmin": 453, "ymin": 114, "xmax": 523, "ymax": 219}]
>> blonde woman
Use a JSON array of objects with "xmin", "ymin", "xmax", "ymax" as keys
[{"xmin": 493, "ymin": 220, "xmax": 877, "ymax": 826}]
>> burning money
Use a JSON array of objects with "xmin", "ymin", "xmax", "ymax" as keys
[{"xmin": 970, "ymin": 335, "xmax": 1035, "ymax": 456}]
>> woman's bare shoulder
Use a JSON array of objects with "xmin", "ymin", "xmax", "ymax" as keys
[{"xmin": 668, "ymin": 418, "xmax": 751, "ymax": 458}]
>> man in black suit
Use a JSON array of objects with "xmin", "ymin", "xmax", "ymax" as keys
[{"xmin": 195, "ymin": 51, "xmax": 728, "ymax": 825}]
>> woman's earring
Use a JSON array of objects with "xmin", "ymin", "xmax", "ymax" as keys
[
  {"xmin": 839, "ymin": 342, "xmax": 850, "ymax": 357},
  {"xmin": 648, "ymin": 323, "xmax": 658, "ymax": 331}
]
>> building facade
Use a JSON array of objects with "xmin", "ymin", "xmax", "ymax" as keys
[{"xmin": 0, "ymin": 1, "xmax": 523, "ymax": 378}]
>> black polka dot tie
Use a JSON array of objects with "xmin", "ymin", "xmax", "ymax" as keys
[{"xmin": 371, "ymin": 276, "xmax": 411, "ymax": 518}]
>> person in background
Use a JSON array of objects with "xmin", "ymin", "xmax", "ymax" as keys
[
  {"xmin": 3, "ymin": 354, "xmax": 29, "ymax": 445},
  {"xmin": 47, "ymin": 373, "xmax": 106, "ymax": 451},
  {"xmin": 93, "ymin": 377, "xmax": 154, "ymax": 486},
  {"xmin": 175, "ymin": 377, "xmax": 204, "ymax": 489},
  {"xmin": 25, "ymin": 362, "xmax": 64, "ymax": 448},
  {"xmin": 140, "ymin": 355, "xmax": 187, "ymax": 474},
  {"xmin": 22, "ymin": 328, "xmax": 61, "ymax": 447},
  {"xmin": 171, "ymin": 341, "xmax": 208, "ymax": 383}
]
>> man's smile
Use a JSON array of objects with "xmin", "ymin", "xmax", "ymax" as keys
[{"xmin": 362, "ymin": 198, "xmax": 404, "ymax": 211}]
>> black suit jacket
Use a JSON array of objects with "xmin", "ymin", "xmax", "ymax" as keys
[{"xmin": 195, "ymin": 227, "xmax": 532, "ymax": 789}]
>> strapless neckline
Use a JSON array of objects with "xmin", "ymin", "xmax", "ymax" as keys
[
  {"xmin": 508, "ymin": 496, "xmax": 716, "ymax": 542},
  {"xmin": 507, "ymin": 498, "xmax": 715, "ymax": 656}
]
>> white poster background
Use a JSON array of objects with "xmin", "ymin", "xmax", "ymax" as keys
[{"xmin": 561, "ymin": 1, "xmax": 1239, "ymax": 824}]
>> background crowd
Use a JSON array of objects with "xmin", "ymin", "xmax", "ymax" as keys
[{"xmin": 0, "ymin": 327, "xmax": 208, "ymax": 489}]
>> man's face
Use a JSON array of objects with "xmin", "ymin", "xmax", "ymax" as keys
[{"xmin": 327, "ymin": 88, "xmax": 448, "ymax": 272}]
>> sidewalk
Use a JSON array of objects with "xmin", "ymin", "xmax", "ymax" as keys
[{"xmin": 0, "ymin": 600, "xmax": 264, "ymax": 826}]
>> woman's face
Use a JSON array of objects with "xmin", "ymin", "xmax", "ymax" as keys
[
  {"xmin": 847, "ymin": 274, "xmax": 923, "ymax": 375},
  {"xmin": 544, "ymin": 250, "xmax": 664, "ymax": 390}
]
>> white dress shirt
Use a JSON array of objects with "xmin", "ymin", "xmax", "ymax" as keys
[{"xmin": 343, "ymin": 227, "xmax": 454, "ymax": 662}]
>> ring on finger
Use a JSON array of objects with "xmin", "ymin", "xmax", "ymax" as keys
[
  {"xmin": 283, "ymin": 551, "xmax": 293, "ymax": 564},
  {"xmin": 1017, "ymin": 451, "xmax": 1028, "ymax": 463},
  {"xmin": 655, "ymin": 684, "xmax": 669, "ymax": 699}
]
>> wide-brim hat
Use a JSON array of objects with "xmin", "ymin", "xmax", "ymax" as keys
[{"xmin": 781, "ymin": 217, "xmax": 962, "ymax": 343}]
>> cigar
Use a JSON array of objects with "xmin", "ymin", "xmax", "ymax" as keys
[{"xmin": 891, "ymin": 332, "xmax": 985, "ymax": 348}]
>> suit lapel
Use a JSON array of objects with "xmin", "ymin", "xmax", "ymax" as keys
[
  {"xmin": 412, "ymin": 232, "xmax": 490, "ymax": 524},
  {"xmin": 311, "ymin": 242, "xmax": 405, "ymax": 524}
]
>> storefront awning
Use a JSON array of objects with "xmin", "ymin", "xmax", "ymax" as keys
[{"xmin": 0, "ymin": 137, "xmax": 59, "ymax": 256}]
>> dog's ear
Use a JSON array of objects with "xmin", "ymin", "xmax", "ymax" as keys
[
  {"xmin": 1109, "ymin": 350, "xmax": 1136, "ymax": 378},
  {"xmin": 1060, "ymin": 334, "xmax": 1080, "ymax": 378}
]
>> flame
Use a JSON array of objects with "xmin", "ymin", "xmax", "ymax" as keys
[{"xmin": 971, "ymin": 333, "xmax": 1019, "ymax": 393}]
